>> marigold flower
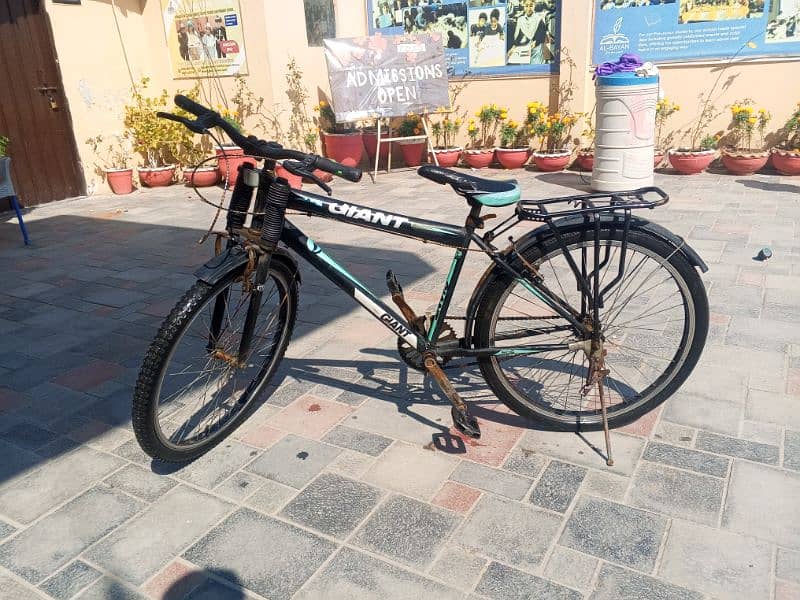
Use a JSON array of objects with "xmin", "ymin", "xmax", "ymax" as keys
[{"xmin": 319, "ymin": 100, "xmax": 328, "ymax": 107}]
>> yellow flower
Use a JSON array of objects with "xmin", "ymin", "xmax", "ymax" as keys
[
  {"xmin": 675, "ymin": 105, "xmax": 680, "ymax": 111},
  {"xmin": 475, "ymin": 111, "xmax": 481, "ymax": 117},
  {"xmin": 529, "ymin": 107, "xmax": 537, "ymax": 115},
  {"xmin": 319, "ymin": 100, "xmax": 328, "ymax": 107},
  {"xmin": 313, "ymin": 105, "xmax": 320, "ymax": 112},
  {"xmin": 455, "ymin": 118, "xmax": 462, "ymax": 126},
  {"xmin": 747, "ymin": 116, "xmax": 757, "ymax": 124},
  {"xmin": 413, "ymin": 128, "xmax": 421, "ymax": 134}
]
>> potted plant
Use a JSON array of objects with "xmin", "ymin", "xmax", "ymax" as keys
[
  {"xmin": 85, "ymin": 134, "xmax": 134, "ymax": 194},
  {"xmin": 0, "ymin": 135, "xmax": 8, "ymax": 158},
  {"xmin": 721, "ymin": 100, "xmax": 771, "ymax": 176},
  {"xmin": 213, "ymin": 108, "xmax": 251, "ymax": 186},
  {"xmin": 655, "ymin": 97, "xmax": 680, "ymax": 167},
  {"xmin": 575, "ymin": 109, "xmax": 595, "ymax": 171},
  {"xmin": 396, "ymin": 114, "xmax": 427, "ymax": 167},
  {"xmin": 315, "ymin": 100, "xmax": 364, "ymax": 167},
  {"xmin": 532, "ymin": 111, "xmax": 575, "ymax": 171},
  {"xmin": 464, "ymin": 104, "xmax": 502, "ymax": 168},
  {"xmin": 429, "ymin": 114, "xmax": 463, "ymax": 167},
  {"xmin": 496, "ymin": 112, "xmax": 530, "ymax": 169},
  {"xmin": 177, "ymin": 142, "xmax": 218, "ymax": 187},
  {"xmin": 771, "ymin": 101, "xmax": 800, "ymax": 176},
  {"xmin": 123, "ymin": 78, "xmax": 186, "ymax": 187},
  {"xmin": 668, "ymin": 88, "xmax": 721, "ymax": 175}
]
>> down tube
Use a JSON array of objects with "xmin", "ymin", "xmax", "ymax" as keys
[{"xmin": 281, "ymin": 220, "xmax": 422, "ymax": 350}]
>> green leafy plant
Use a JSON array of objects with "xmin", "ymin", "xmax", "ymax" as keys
[
  {"xmin": 228, "ymin": 75, "xmax": 285, "ymax": 144},
  {"xmin": 0, "ymin": 135, "xmax": 8, "ymax": 157},
  {"xmin": 284, "ymin": 58, "xmax": 318, "ymax": 152},
  {"xmin": 467, "ymin": 104, "xmax": 503, "ymax": 149},
  {"xmin": 700, "ymin": 134, "xmax": 721, "ymax": 151},
  {"xmin": 777, "ymin": 102, "xmax": 800, "ymax": 151},
  {"xmin": 655, "ymin": 98, "xmax": 680, "ymax": 150},
  {"xmin": 397, "ymin": 114, "xmax": 423, "ymax": 137},
  {"xmin": 85, "ymin": 134, "xmax": 132, "ymax": 176},
  {"xmin": 430, "ymin": 115, "xmax": 462, "ymax": 149},
  {"xmin": 313, "ymin": 99, "xmax": 357, "ymax": 134},
  {"xmin": 727, "ymin": 100, "xmax": 771, "ymax": 152},
  {"xmin": 498, "ymin": 118, "xmax": 527, "ymax": 149}
]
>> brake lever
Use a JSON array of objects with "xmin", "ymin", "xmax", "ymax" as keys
[{"xmin": 282, "ymin": 159, "xmax": 332, "ymax": 196}]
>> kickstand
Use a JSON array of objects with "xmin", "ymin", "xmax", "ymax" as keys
[
  {"xmin": 424, "ymin": 353, "xmax": 481, "ymax": 438},
  {"xmin": 597, "ymin": 375, "xmax": 614, "ymax": 467}
]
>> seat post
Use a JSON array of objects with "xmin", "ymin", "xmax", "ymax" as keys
[{"xmin": 464, "ymin": 199, "xmax": 483, "ymax": 235}]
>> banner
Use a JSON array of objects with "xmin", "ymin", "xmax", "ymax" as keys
[
  {"xmin": 593, "ymin": 0, "xmax": 800, "ymax": 65},
  {"xmin": 324, "ymin": 34, "xmax": 450, "ymax": 121},
  {"xmin": 161, "ymin": 0, "xmax": 248, "ymax": 79},
  {"xmin": 366, "ymin": 0, "xmax": 560, "ymax": 77}
]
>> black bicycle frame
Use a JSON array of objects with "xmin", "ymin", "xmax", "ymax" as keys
[{"xmin": 277, "ymin": 186, "xmax": 586, "ymax": 356}]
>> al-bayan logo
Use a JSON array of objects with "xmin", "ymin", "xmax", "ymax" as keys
[{"xmin": 600, "ymin": 17, "xmax": 630, "ymax": 54}]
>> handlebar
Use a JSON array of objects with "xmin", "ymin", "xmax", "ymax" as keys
[{"xmin": 170, "ymin": 95, "xmax": 362, "ymax": 183}]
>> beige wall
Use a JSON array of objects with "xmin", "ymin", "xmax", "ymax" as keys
[{"xmin": 46, "ymin": 0, "xmax": 800, "ymax": 194}]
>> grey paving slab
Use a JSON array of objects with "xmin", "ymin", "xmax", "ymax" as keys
[
  {"xmin": 544, "ymin": 546, "xmax": 599, "ymax": 591},
  {"xmin": 629, "ymin": 462, "xmax": 724, "ymax": 526},
  {"xmin": 0, "ymin": 420, "xmax": 58, "ymax": 450},
  {"xmin": 428, "ymin": 545, "xmax": 488, "ymax": 592},
  {"xmin": 662, "ymin": 394, "xmax": 743, "ymax": 436},
  {"xmin": 580, "ymin": 470, "xmax": 630, "ymax": 502},
  {"xmin": 0, "ymin": 521, "xmax": 14, "ymax": 541},
  {"xmin": 103, "ymin": 464, "xmax": 177, "ymax": 502},
  {"xmin": 694, "ymin": 431, "xmax": 779, "ymax": 465},
  {"xmin": 0, "ymin": 571, "xmax": 49, "ymax": 599},
  {"xmin": 321, "ymin": 424, "xmax": 393, "ymax": 456},
  {"xmin": 643, "ymin": 441, "xmax": 729, "ymax": 477},
  {"xmin": 560, "ymin": 495, "xmax": 666, "ymax": 572},
  {"xmin": 352, "ymin": 494, "xmax": 460, "ymax": 569},
  {"xmin": 39, "ymin": 560, "xmax": 103, "ymax": 600},
  {"xmin": 183, "ymin": 577, "xmax": 254, "ymax": 600},
  {"xmin": 0, "ymin": 445, "xmax": 124, "ymax": 524},
  {"xmin": 85, "ymin": 485, "xmax": 233, "ymax": 585},
  {"xmin": 502, "ymin": 446, "xmax": 548, "ymax": 479},
  {"xmin": 0, "ymin": 439, "xmax": 43, "ymax": 483},
  {"xmin": 653, "ymin": 422, "xmax": 696, "ymax": 447},
  {"xmin": 213, "ymin": 471, "xmax": 265, "ymax": 501},
  {"xmin": 72, "ymin": 576, "xmax": 148, "ymax": 600},
  {"xmin": 183, "ymin": 507, "xmax": 337, "ymax": 600},
  {"xmin": 516, "ymin": 430, "xmax": 644, "ymax": 476},
  {"xmin": 245, "ymin": 434, "xmax": 341, "ymax": 488},
  {"xmin": 450, "ymin": 460, "xmax": 532, "ymax": 500},
  {"xmin": 244, "ymin": 479, "xmax": 296, "ymax": 514},
  {"xmin": 590, "ymin": 563, "xmax": 702, "ymax": 600},
  {"xmin": 530, "ymin": 460, "xmax": 587, "ymax": 513},
  {"xmin": 747, "ymin": 390, "xmax": 800, "ymax": 429},
  {"xmin": 173, "ymin": 440, "xmax": 256, "ymax": 489},
  {"xmin": 786, "ymin": 430, "xmax": 800, "ymax": 472},
  {"xmin": 723, "ymin": 461, "xmax": 800, "ymax": 548},
  {"xmin": 363, "ymin": 441, "xmax": 458, "ymax": 500},
  {"xmin": 0, "ymin": 486, "xmax": 142, "ymax": 584},
  {"xmin": 457, "ymin": 494, "xmax": 562, "ymax": 569},
  {"xmin": 659, "ymin": 519, "xmax": 772, "ymax": 599},
  {"xmin": 476, "ymin": 561, "xmax": 582, "ymax": 600},
  {"xmin": 279, "ymin": 472, "xmax": 382, "ymax": 537},
  {"xmin": 778, "ymin": 548, "xmax": 800, "ymax": 585},
  {"xmin": 295, "ymin": 546, "xmax": 463, "ymax": 600}
]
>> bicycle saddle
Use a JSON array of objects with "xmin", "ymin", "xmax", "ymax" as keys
[{"xmin": 417, "ymin": 164, "xmax": 521, "ymax": 207}]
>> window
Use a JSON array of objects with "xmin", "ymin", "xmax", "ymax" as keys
[{"xmin": 304, "ymin": 0, "xmax": 337, "ymax": 46}]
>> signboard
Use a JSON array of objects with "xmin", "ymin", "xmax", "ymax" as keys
[
  {"xmin": 161, "ymin": 0, "xmax": 248, "ymax": 79},
  {"xmin": 324, "ymin": 34, "xmax": 450, "ymax": 121},
  {"xmin": 593, "ymin": 0, "xmax": 800, "ymax": 65},
  {"xmin": 366, "ymin": 0, "xmax": 560, "ymax": 78}
]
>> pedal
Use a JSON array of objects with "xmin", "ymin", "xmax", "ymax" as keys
[
  {"xmin": 452, "ymin": 406, "xmax": 481, "ymax": 439},
  {"xmin": 386, "ymin": 270, "xmax": 419, "ymax": 325},
  {"xmin": 386, "ymin": 270, "xmax": 403, "ymax": 295}
]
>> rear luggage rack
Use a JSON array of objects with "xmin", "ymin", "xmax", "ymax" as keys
[{"xmin": 516, "ymin": 186, "xmax": 669, "ymax": 221}]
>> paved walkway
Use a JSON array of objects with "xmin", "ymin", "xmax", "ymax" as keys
[{"xmin": 0, "ymin": 167, "xmax": 799, "ymax": 600}]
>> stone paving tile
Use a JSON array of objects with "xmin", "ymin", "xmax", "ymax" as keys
[
  {"xmin": 173, "ymin": 440, "xmax": 257, "ymax": 490},
  {"xmin": 352, "ymin": 494, "xmax": 460, "ymax": 569},
  {"xmin": 72, "ymin": 576, "xmax": 149, "ymax": 599},
  {"xmin": 747, "ymin": 390, "xmax": 800, "ymax": 430},
  {"xmin": 530, "ymin": 460, "xmax": 587, "ymax": 513},
  {"xmin": 266, "ymin": 394, "xmax": 353, "ymax": 440},
  {"xmin": 694, "ymin": 430, "xmax": 779, "ymax": 465},
  {"xmin": 516, "ymin": 430, "xmax": 644, "ymax": 476},
  {"xmin": 183, "ymin": 507, "xmax": 336, "ymax": 600},
  {"xmin": 279, "ymin": 472, "xmax": 382, "ymax": 538},
  {"xmin": 590, "ymin": 563, "xmax": 702, "ymax": 600},
  {"xmin": 450, "ymin": 460, "xmax": 532, "ymax": 500},
  {"xmin": 39, "ymin": 560, "xmax": 103, "ymax": 600},
  {"xmin": 0, "ymin": 520, "xmax": 15, "ymax": 542},
  {"xmin": 428, "ymin": 545, "xmax": 488, "ymax": 592},
  {"xmin": 458, "ymin": 494, "xmax": 561, "ymax": 569},
  {"xmin": 213, "ymin": 472, "xmax": 264, "ymax": 502},
  {"xmin": 0, "ymin": 571, "xmax": 49, "ymax": 599},
  {"xmin": 431, "ymin": 481, "xmax": 482, "ymax": 513},
  {"xmin": 141, "ymin": 560, "xmax": 206, "ymax": 600},
  {"xmin": 245, "ymin": 434, "xmax": 341, "ymax": 489},
  {"xmin": 723, "ymin": 461, "xmax": 800, "ymax": 548},
  {"xmin": 321, "ymin": 424, "xmax": 393, "ymax": 456},
  {"xmin": 662, "ymin": 394, "xmax": 743, "ymax": 436},
  {"xmin": 103, "ymin": 464, "xmax": 177, "ymax": 502},
  {"xmin": 776, "ymin": 580, "xmax": 800, "ymax": 600},
  {"xmin": 182, "ymin": 577, "xmax": 255, "ymax": 599},
  {"xmin": 364, "ymin": 441, "xmax": 458, "ymax": 500},
  {"xmin": 659, "ymin": 519, "xmax": 772, "ymax": 599},
  {"xmin": 501, "ymin": 445, "xmax": 548, "ymax": 479},
  {"xmin": 0, "ymin": 444, "xmax": 124, "ymax": 524},
  {"xmin": 243, "ymin": 479, "xmax": 296, "ymax": 515},
  {"xmin": 325, "ymin": 448, "xmax": 377, "ymax": 478},
  {"xmin": 85, "ymin": 485, "xmax": 233, "ymax": 585},
  {"xmin": 544, "ymin": 546, "xmax": 599, "ymax": 591},
  {"xmin": 0, "ymin": 486, "xmax": 142, "ymax": 584},
  {"xmin": 740, "ymin": 420, "xmax": 781, "ymax": 445},
  {"xmin": 561, "ymin": 495, "xmax": 666, "ymax": 572},
  {"xmin": 344, "ymin": 396, "xmax": 450, "ymax": 446},
  {"xmin": 629, "ymin": 462, "xmax": 724, "ymax": 526},
  {"xmin": 476, "ymin": 561, "xmax": 582, "ymax": 600},
  {"xmin": 642, "ymin": 441, "xmax": 729, "ymax": 477},
  {"xmin": 777, "ymin": 547, "xmax": 800, "ymax": 584},
  {"xmin": 295, "ymin": 546, "xmax": 463, "ymax": 600},
  {"xmin": 579, "ymin": 470, "xmax": 629, "ymax": 502},
  {"xmin": 0, "ymin": 420, "xmax": 58, "ymax": 450}
]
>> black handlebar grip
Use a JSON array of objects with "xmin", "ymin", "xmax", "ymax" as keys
[
  {"xmin": 313, "ymin": 156, "xmax": 362, "ymax": 183},
  {"xmin": 174, "ymin": 94, "xmax": 211, "ymax": 117}
]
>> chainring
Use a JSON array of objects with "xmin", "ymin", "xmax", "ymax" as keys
[{"xmin": 397, "ymin": 319, "xmax": 457, "ymax": 372}]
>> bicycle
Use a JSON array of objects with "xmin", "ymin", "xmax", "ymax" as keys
[{"xmin": 133, "ymin": 95, "xmax": 709, "ymax": 464}]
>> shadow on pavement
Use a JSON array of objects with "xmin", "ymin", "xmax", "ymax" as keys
[{"xmin": 736, "ymin": 178, "xmax": 800, "ymax": 194}]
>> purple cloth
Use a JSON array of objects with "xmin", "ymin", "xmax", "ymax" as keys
[{"xmin": 594, "ymin": 53, "xmax": 644, "ymax": 77}]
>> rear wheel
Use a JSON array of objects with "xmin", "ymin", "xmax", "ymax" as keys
[
  {"xmin": 133, "ymin": 261, "xmax": 297, "ymax": 462},
  {"xmin": 475, "ymin": 225, "xmax": 708, "ymax": 430}
]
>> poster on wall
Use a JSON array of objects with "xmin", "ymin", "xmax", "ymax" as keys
[
  {"xmin": 323, "ymin": 34, "xmax": 450, "ymax": 121},
  {"xmin": 366, "ymin": 0, "xmax": 560, "ymax": 78},
  {"xmin": 161, "ymin": 0, "xmax": 249, "ymax": 79},
  {"xmin": 593, "ymin": 0, "xmax": 800, "ymax": 65}
]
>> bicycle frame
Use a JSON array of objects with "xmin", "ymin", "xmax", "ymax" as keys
[{"xmin": 278, "ymin": 186, "xmax": 588, "ymax": 357}]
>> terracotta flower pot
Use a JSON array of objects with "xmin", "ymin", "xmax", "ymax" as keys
[
  {"xmin": 533, "ymin": 150, "xmax": 572, "ymax": 172},
  {"xmin": 721, "ymin": 150, "xmax": 769, "ymax": 176},
  {"xmin": 138, "ymin": 166, "xmax": 175, "ymax": 187},
  {"xmin": 654, "ymin": 150, "xmax": 666, "ymax": 168},
  {"xmin": 106, "ymin": 168, "xmax": 134, "ymax": 194},
  {"xmin": 770, "ymin": 148, "xmax": 800, "ymax": 176},
  {"xmin": 216, "ymin": 146, "xmax": 249, "ymax": 186},
  {"xmin": 183, "ymin": 167, "xmax": 218, "ymax": 187},
  {"xmin": 362, "ymin": 130, "xmax": 391, "ymax": 163},
  {"xmin": 668, "ymin": 149, "xmax": 716, "ymax": 175},
  {"xmin": 431, "ymin": 147, "xmax": 462, "ymax": 168},
  {"xmin": 463, "ymin": 148, "xmax": 494, "ymax": 169},
  {"xmin": 275, "ymin": 164, "xmax": 303, "ymax": 189},
  {"xmin": 575, "ymin": 150, "xmax": 594, "ymax": 171},
  {"xmin": 321, "ymin": 132, "xmax": 364, "ymax": 168},
  {"xmin": 398, "ymin": 140, "xmax": 426, "ymax": 167},
  {"xmin": 495, "ymin": 147, "xmax": 531, "ymax": 169}
]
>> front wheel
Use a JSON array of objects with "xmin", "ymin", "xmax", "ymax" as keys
[
  {"xmin": 133, "ymin": 260, "xmax": 298, "ymax": 462},
  {"xmin": 475, "ymin": 225, "xmax": 708, "ymax": 430}
]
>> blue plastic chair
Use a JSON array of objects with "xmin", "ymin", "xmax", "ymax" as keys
[{"xmin": 0, "ymin": 157, "xmax": 31, "ymax": 245}]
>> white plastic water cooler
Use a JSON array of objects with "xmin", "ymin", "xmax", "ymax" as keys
[{"xmin": 592, "ymin": 71, "xmax": 659, "ymax": 192}]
